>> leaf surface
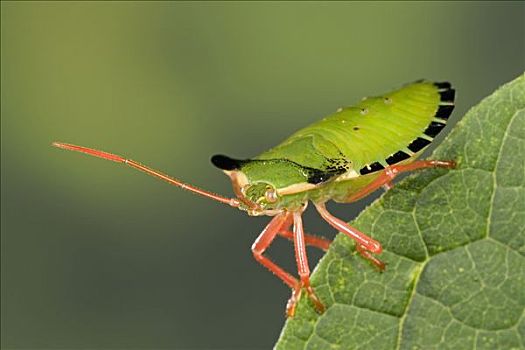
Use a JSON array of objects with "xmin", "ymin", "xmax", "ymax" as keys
[{"xmin": 276, "ymin": 74, "xmax": 525, "ymax": 350}]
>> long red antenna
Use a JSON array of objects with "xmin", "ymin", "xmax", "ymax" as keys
[{"xmin": 52, "ymin": 142, "xmax": 240, "ymax": 208}]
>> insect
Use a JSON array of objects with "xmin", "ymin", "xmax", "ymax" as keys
[{"xmin": 53, "ymin": 80, "xmax": 455, "ymax": 317}]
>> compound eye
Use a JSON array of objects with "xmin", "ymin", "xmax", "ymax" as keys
[{"xmin": 264, "ymin": 188, "xmax": 278, "ymax": 203}]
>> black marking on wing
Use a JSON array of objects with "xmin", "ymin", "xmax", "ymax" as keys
[
  {"xmin": 439, "ymin": 89, "xmax": 455, "ymax": 103},
  {"xmin": 307, "ymin": 157, "xmax": 349, "ymax": 184},
  {"xmin": 434, "ymin": 82, "xmax": 451, "ymax": 89},
  {"xmin": 355, "ymin": 81, "xmax": 455, "ymax": 178},
  {"xmin": 307, "ymin": 170, "xmax": 333, "ymax": 184},
  {"xmin": 307, "ymin": 168, "xmax": 347, "ymax": 184},
  {"xmin": 424, "ymin": 121, "xmax": 447, "ymax": 138},
  {"xmin": 386, "ymin": 151, "xmax": 411, "ymax": 165},
  {"xmin": 435, "ymin": 104, "xmax": 454, "ymax": 120},
  {"xmin": 359, "ymin": 162, "xmax": 384, "ymax": 175},
  {"xmin": 408, "ymin": 137, "xmax": 432, "ymax": 153}
]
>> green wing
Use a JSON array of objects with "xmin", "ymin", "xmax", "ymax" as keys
[{"xmin": 256, "ymin": 81, "xmax": 455, "ymax": 179}]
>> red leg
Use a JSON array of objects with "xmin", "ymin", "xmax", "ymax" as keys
[
  {"xmin": 278, "ymin": 231, "xmax": 331, "ymax": 251},
  {"xmin": 315, "ymin": 202, "xmax": 382, "ymax": 253},
  {"xmin": 251, "ymin": 212, "xmax": 297, "ymax": 289},
  {"xmin": 314, "ymin": 202, "xmax": 386, "ymax": 269},
  {"xmin": 253, "ymin": 211, "xmax": 328, "ymax": 317},
  {"xmin": 287, "ymin": 211, "xmax": 325, "ymax": 317},
  {"xmin": 346, "ymin": 160, "xmax": 456, "ymax": 202},
  {"xmin": 314, "ymin": 160, "xmax": 455, "ymax": 270}
]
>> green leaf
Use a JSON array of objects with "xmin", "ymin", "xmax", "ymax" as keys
[{"xmin": 275, "ymin": 74, "xmax": 525, "ymax": 350}]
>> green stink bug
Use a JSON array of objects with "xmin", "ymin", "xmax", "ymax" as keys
[{"xmin": 53, "ymin": 80, "xmax": 455, "ymax": 317}]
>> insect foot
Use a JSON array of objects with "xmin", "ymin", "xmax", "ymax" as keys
[
  {"xmin": 436, "ymin": 160, "xmax": 456, "ymax": 169},
  {"xmin": 305, "ymin": 284, "xmax": 326, "ymax": 314},
  {"xmin": 356, "ymin": 244, "xmax": 386, "ymax": 271},
  {"xmin": 286, "ymin": 281, "xmax": 325, "ymax": 318}
]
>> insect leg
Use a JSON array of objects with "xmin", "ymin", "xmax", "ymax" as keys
[
  {"xmin": 288, "ymin": 211, "xmax": 325, "ymax": 317},
  {"xmin": 345, "ymin": 160, "xmax": 456, "ymax": 202},
  {"xmin": 253, "ymin": 212, "xmax": 323, "ymax": 317},
  {"xmin": 314, "ymin": 202, "xmax": 386, "ymax": 269},
  {"xmin": 278, "ymin": 231, "xmax": 331, "ymax": 251},
  {"xmin": 355, "ymin": 244, "xmax": 386, "ymax": 271},
  {"xmin": 344, "ymin": 175, "xmax": 392, "ymax": 202},
  {"xmin": 315, "ymin": 202, "xmax": 382, "ymax": 253},
  {"xmin": 251, "ymin": 212, "xmax": 298, "ymax": 290},
  {"xmin": 391, "ymin": 159, "xmax": 456, "ymax": 173}
]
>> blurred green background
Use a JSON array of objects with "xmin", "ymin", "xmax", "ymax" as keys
[{"xmin": 1, "ymin": 2, "xmax": 524, "ymax": 349}]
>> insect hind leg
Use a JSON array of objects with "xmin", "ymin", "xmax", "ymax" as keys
[
  {"xmin": 345, "ymin": 160, "xmax": 456, "ymax": 203},
  {"xmin": 316, "ymin": 160, "xmax": 455, "ymax": 270}
]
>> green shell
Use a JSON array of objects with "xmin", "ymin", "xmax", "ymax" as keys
[
  {"xmin": 255, "ymin": 80, "xmax": 454, "ymax": 179},
  {"xmin": 211, "ymin": 81, "xmax": 455, "ymax": 191}
]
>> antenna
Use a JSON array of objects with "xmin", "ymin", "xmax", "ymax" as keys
[{"xmin": 52, "ymin": 142, "xmax": 240, "ymax": 208}]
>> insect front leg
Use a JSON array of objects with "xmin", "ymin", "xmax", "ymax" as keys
[
  {"xmin": 345, "ymin": 160, "xmax": 456, "ymax": 203},
  {"xmin": 251, "ymin": 212, "xmax": 298, "ymax": 290},
  {"xmin": 251, "ymin": 212, "xmax": 310, "ymax": 317},
  {"xmin": 288, "ymin": 211, "xmax": 326, "ymax": 317},
  {"xmin": 251, "ymin": 211, "xmax": 325, "ymax": 317}
]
